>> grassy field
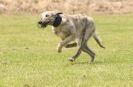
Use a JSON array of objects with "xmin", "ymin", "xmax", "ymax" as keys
[{"xmin": 0, "ymin": 14, "xmax": 133, "ymax": 87}]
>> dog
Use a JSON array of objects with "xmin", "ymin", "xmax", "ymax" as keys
[{"xmin": 38, "ymin": 11, "xmax": 105, "ymax": 63}]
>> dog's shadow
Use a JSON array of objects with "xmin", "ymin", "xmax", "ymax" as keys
[
  {"xmin": 64, "ymin": 61, "xmax": 104, "ymax": 67},
  {"xmin": 75, "ymin": 61, "xmax": 103, "ymax": 65}
]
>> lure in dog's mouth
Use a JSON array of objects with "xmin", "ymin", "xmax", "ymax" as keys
[{"xmin": 38, "ymin": 21, "xmax": 49, "ymax": 28}]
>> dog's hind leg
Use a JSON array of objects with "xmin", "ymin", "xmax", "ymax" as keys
[
  {"xmin": 68, "ymin": 29, "xmax": 94, "ymax": 62},
  {"xmin": 68, "ymin": 37, "xmax": 83, "ymax": 62},
  {"xmin": 68, "ymin": 38, "xmax": 82, "ymax": 62},
  {"xmin": 82, "ymin": 44, "xmax": 95, "ymax": 63},
  {"xmin": 69, "ymin": 21, "xmax": 95, "ymax": 62},
  {"xmin": 68, "ymin": 49, "xmax": 82, "ymax": 62}
]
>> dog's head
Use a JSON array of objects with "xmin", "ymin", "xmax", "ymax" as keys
[{"xmin": 38, "ymin": 11, "xmax": 63, "ymax": 28}]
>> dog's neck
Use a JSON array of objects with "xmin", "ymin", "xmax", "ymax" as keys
[{"xmin": 53, "ymin": 15, "xmax": 62, "ymax": 27}]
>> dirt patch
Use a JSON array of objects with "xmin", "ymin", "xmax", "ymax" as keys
[{"xmin": 0, "ymin": 0, "xmax": 133, "ymax": 15}]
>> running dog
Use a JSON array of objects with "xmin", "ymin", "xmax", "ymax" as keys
[{"xmin": 38, "ymin": 11, "xmax": 105, "ymax": 63}]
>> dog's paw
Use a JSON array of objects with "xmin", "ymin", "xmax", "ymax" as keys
[
  {"xmin": 57, "ymin": 46, "xmax": 62, "ymax": 53},
  {"xmin": 90, "ymin": 54, "xmax": 95, "ymax": 63},
  {"xmin": 57, "ymin": 48, "xmax": 62, "ymax": 53},
  {"xmin": 68, "ymin": 57, "xmax": 75, "ymax": 62},
  {"xmin": 57, "ymin": 42, "xmax": 63, "ymax": 53}
]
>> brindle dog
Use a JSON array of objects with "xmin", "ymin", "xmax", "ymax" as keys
[{"xmin": 38, "ymin": 11, "xmax": 105, "ymax": 63}]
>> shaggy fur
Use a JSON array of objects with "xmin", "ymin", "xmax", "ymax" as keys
[{"xmin": 38, "ymin": 11, "xmax": 105, "ymax": 62}]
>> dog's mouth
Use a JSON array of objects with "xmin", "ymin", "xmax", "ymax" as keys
[{"xmin": 38, "ymin": 21, "xmax": 49, "ymax": 28}]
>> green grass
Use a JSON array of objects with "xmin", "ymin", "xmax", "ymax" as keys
[{"xmin": 0, "ymin": 14, "xmax": 133, "ymax": 87}]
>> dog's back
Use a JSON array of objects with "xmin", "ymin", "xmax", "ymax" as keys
[
  {"xmin": 63, "ymin": 14, "xmax": 94, "ymax": 32},
  {"xmin": 60, "ymin": 14, "xmax": 95, "ymax": 40}
]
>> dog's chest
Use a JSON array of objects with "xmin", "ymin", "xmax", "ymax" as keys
[{"xmin": 52, "ymin": 27, "xmax": 67, "ymax": 39}]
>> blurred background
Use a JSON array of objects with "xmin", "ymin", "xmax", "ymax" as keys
[
  {"xmin": 0, "ymin": 1, "xmax": 133, "ymax": 87},
  {"xmin": 0, "ymin": 0, "xmax": 133, "ymax": 15}
]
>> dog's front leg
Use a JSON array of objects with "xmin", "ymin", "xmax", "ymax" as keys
[{"xmin": 57, "ymin": 35, "xmax": 75, "ymax": 53}]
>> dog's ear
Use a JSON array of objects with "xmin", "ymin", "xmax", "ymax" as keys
[{"xmin": 56, "ymin": 12, "xmax": 63, "ymax": 15}]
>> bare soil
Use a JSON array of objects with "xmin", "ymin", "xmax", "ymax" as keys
[{"xmin": 0, "ymin": 0, "xmax": 133, "ymax": 15}]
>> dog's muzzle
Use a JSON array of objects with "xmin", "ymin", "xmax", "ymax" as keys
[{"xmin": 38, "ymin": 21, "xmax": 48, "ymax": 28}]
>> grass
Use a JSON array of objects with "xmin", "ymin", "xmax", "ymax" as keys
[{"xmin": 0, "ymin": 14, "xmax": 133, "ymax": 87}]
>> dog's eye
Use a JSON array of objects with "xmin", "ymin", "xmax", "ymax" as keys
[{"xmin": 45, "ymin": 14, "xmax": 49, "ymax": 17}]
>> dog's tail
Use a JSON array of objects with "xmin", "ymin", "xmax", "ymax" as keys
[{"xmin": 93, "ymin": 32, "xmax": 105, "ymax": 48}]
